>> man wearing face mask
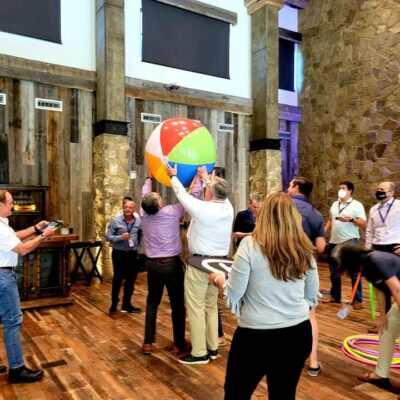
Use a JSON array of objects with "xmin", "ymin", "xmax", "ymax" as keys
[
  {"xmin": 322, "ymin": 181, "xmax": 367, "ymax": 308},
  {"xmin": 366, "ymin": 181, "xmax": 400, "ymax": 315}
]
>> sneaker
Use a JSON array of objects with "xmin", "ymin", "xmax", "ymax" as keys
[
  {"xmin": 307, "ymin": 364, "xmax": 322, "ymax": 377},
  {"xmin": 178, "ymin": 354, "xmax": 209, "ymax": 365},
  {"xmin": 121, "ymin": 306, "xmax": 141, "ymax": 313},
  {"xmin": 352, "ymin": 302, "xmax": 363, "ymax": 310},
  {"xmin": 208, "ymin": 349, "xmax": 218, "ymax": 360},
  {"xmin": 109, "ymin": 305, "xmax": 117, "ymax": 314}
]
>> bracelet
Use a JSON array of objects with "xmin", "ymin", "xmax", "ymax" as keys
[
  {"xmin": 34, "ymin": 225, "xmax": 42, "ymax": 234},
  {"xmin": 40, "ymin": 234, "xmax": 46, "ymax": 240}
]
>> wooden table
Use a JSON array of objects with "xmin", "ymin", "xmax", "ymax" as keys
[{"xmin": 70, "ymin": 240, "xmax": 103, "ymax": 286}]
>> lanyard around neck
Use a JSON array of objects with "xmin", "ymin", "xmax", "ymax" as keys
[
  {"xmin": 338, "ymin": 199, "xmax": 353, "ymax": 214},
  {"xmin": 125, "ymin": 219, "xmax": 135, "ymax": 234},
  {"xmin": 378, "ymin": 198, "xmax": 395, "ymax": 224}
]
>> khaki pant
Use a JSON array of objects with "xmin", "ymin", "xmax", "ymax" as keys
[
  {"xmin": 376, "ymin": 302, "xmax": 400, "ymax": 378},
  {"xmin": 184, "ymin": 265, "xmax": 219, "ymax": 357}
]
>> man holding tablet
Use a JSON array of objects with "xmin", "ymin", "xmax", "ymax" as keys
[{"xmin": 0, "ymin": 189, "xmax": 57, "ymax": 383}]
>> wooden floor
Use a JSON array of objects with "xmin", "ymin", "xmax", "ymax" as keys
[{"xmin": 0, "ymin": 264, "xmax": 399, "ymax": 400}]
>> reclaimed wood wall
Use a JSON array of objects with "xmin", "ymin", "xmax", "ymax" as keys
[
  {"xmin": 0, "ymin": 78, "xmax": 94, "ymax": 240},
  {"xmin": 125, "ymin": 97, "xmax": 252, "ymax": 213},
  {"xmin": 0, "ymin": 77, "xmax": 252, "ymax": 244}
]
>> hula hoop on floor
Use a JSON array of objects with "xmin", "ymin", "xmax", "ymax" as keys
[
  {"xmin": 369, "ymin": 283, "xmax": 376, "ymax": 321},
  {"xmin": 342, "ymin": 334, "xmax": 400, "ymax": 367}
]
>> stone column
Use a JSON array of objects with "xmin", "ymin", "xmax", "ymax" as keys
[
  {"xmin": 244, "ymin": 0, "xmax": 283, "ymax": 195},
  {"xmin": 94, "ymin": 0, "xmax": 129, "ymax": 278}
]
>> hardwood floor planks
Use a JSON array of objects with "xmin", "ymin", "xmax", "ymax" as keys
[{"xmin": 0, "ymin": 266, "xmax": 399, "ymax": 399}]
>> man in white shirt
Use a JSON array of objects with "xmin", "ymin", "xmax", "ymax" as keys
[
  {"xmin": 323, "ymin": 181, "xmax": 367, "ymax": 308},
  {"xmin": 0, "ymin": 190, "xmax": 56, "ymax": 383},
  {"xmin": 166, "ymin": 165, "xmax": 233, "ymax": 365},
  {"xmin": 365, "ymin": 180, "xmax": 400, "ymax": 314}
]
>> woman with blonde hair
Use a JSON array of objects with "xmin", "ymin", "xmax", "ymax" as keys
[{"xmin": 210, "ymin": 192, "xmax": 319, "ymax": 400}]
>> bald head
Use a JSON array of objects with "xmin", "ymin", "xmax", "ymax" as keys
[{"xmin": 377, "ymin": 181, "xmax": 395, "ymax": 203}]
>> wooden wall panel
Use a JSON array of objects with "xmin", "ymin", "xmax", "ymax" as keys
[
  {"xmin": 8, "ymin": 80, "xmax": 22, "ymax": 184},
  {"xmin": 0, "ymin": 79, "xmax": 8, "ymax": 183},
  {"xmin": 21, "ymin": 81, "xmax": 36, "ymax": 185},
  {"xmin": 0, "ymin": 76, "xmax": 94, "ymax": 241}
]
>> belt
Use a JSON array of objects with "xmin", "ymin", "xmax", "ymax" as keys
[
  {"xmin": 192, "ymin": 254, "xmax": 228, "ymax": 259},
  {"xmin": 148, "ymin": 256, "xmax": 179, "ymax": 263},
  {"xmin": 113, "ymin": 248, "xmax": 137, "ymax": 253},
  {"xmin": 0, "ymin": 266, "xmax": 16, "ymax": 271}
]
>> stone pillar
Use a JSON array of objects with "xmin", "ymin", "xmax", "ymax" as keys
[
  {"xmin": 244, "ymin": 0, "xmax": 283, "ymax": 195},
  {"xmin": 94, "ymin": 0, "xmax": 129, "ymax": 278}
]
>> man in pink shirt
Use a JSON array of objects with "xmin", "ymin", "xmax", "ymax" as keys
[{"xmin": 140, "ymin": 173, "xmax": 202, "ymax": 355}]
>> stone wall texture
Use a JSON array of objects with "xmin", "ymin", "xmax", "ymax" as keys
[
  {"xmin": 93, "ymin": 134, "xmax": 130, "ymax": 278},
  {"xmin": 250, "ymin": 149, "xmax": 282, "ymax": 196},
  {"xmin": 299, "ymin": 0, "xmax": 400, "ymax": 216}
]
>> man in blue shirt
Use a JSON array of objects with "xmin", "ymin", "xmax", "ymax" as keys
[
  {"xmin": 106, "ymin": 198, "xmax": 142, "ymax": 314},
  {"xmin": 288, "ymin": 176, "xmax": 325, "ymax": 377}
]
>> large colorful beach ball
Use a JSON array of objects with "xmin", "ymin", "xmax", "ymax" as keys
[{"xmin": 145, "ymin": 118, "xmax": 217, "ymax": 187}]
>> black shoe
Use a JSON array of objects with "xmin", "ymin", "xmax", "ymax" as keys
[
  {"xmin": 208, "ymin": 349, "xmax": 218, "ymax": 360},
  {"xmin": 121, "ymin": 306, "xmax": 141, "ymax": 313},
  {"xmin": 109, "ymin": 305, "xmax": 117, "ymax": 314},
  {"xmin": 9, "ymin": 365, "xmax": 44, "ymax": 383},
  {"xmin": 178, "ymin": 354, "xmax": 209, "ymax": 365},
  {"xmin": 0, "ymin": 365, "xmax": 6, "ymax": 373}
]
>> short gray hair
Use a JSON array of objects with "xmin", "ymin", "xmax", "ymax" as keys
[
  {"xmin": 249, "ymin": 193, "xmax": 262, "ymax": 203},
  {"xmin": 141, "ymin": 193, "xmax": 160, "ymax": 215},
  {"xmin": 210, "ymin": 177, "xmax": 229, "ymax": 200}
]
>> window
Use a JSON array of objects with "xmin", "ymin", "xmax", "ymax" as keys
[
  {"xmin": 0, "ymin": 0, "xmax": 61, "ymax": 43},
  {"xmin": 279, "ymin": 38, "xmax": 295, "ymax": 92},
  {"xmin": 141, "ymin": 0, "xmax": 230, "ymax": 79}
]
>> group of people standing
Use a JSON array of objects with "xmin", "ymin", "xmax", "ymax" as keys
[
  {"xmin": 0, "ymin": 172, "xmax": 398, "ymax": 399},
  {"xmin": 105, "ymin": 167, "xmax": 325, "ymax": 399}
]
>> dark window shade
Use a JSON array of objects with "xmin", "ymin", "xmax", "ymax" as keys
[
  {"xmin": 279, "ymin": 38, "xmax": 295, "ymax": 92},
  {"xmin": 142, "ymin": 0, "xmax": 230, "ymax": 79},
  {"xmin": 0, "ymin": 0, "xmax": 61, "ymax": 44}
]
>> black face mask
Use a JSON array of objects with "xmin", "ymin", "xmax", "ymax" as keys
[{"xmin": 375, "ymin": 191, "xmax": 387, "ymax": 200}]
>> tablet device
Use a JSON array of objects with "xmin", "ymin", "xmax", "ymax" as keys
[{"xmin": 42, "ymin": 220, "xmax": 63, "ymax": 230}]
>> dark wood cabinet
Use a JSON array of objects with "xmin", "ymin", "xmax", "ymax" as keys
[{"xmin": 0, "ymin": 185, "xmax": 48, "ymax": 231}]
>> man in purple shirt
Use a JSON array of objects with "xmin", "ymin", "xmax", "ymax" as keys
[{"xmin": 140, "ymin": 173, "xmax": 202, "ymax": 355}]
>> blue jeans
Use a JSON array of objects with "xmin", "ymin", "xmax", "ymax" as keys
[
  {"xmin": 0, "ymin": 269, "xmax": 24, "ymax": 369},
  {"xmin": 328, "ymin": 240, "xmax": 362, "ymax": 303}
]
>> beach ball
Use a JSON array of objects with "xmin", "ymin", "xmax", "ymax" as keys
[{"xmin": 145, "ymin": 118, "xmax": 217, "ymax": 187}]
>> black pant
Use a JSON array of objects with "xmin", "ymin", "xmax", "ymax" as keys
[
  {"xmin": 111, "ymin": 249, "xmax": 139, "ymax": 307},
  {"xmin": 328, "ymin": 242, "xmax": 362, "ymax": 303},
  {"xmin": 218, "ymin": 309, "xmax": 224, "ymax": 338},
  {"xmin": 372, "ymin": 244, "xmax": 400, "ymax": 313},
  {"xmin": 225, "ymin": 320, "xmax": 312, "ymax": 400},
  {"xmin": 144, "ymin": 257, "xmax": 186, "ymax": 348}
]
